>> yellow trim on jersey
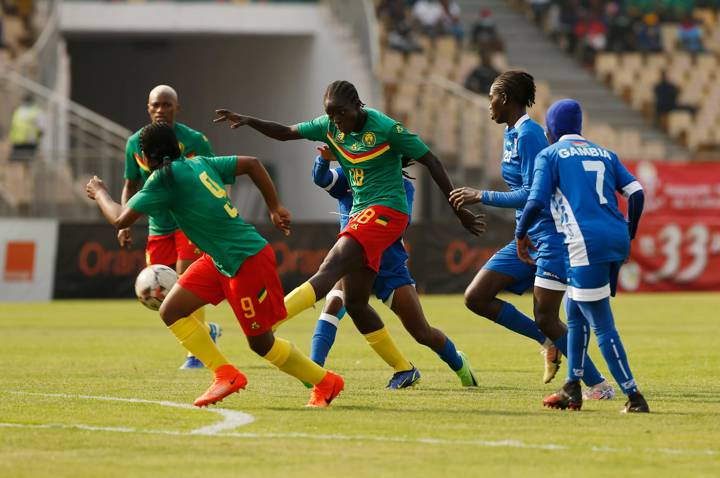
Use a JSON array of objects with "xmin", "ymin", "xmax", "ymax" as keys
[{"xmin": 326, "ymin": 132, "xmax": 390, "ymax": 164}]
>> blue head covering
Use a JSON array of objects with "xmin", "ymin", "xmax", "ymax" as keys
[{"xmin": 545, "ymin": 99, "xmax": 583, "ymax": 142}]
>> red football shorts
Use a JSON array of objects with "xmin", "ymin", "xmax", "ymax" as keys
[
  {"xmin": 146, "ymin": 229, "xmax": 202, "ymax": 267},
  {"xmin": 339, "ymin": 205, "xmax": 409, "ymax": 272},
  {"xmin": 177, "ymin": 244, "xmax": 287, "ymax": 336}
]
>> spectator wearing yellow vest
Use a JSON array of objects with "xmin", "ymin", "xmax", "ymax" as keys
[{"xmin": 10, "ymin": 94, "xmax": 45, "ymax": 161}]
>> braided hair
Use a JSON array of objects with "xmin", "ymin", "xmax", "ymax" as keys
[
  {"xmin": 140, "ymin": 122, "xmax": 181, "ymax": 185},
  {"xmin": 324, "ymin": 80, "xmax": 365, "ymax": 108},
  {"xmin": 492, "ymin": 70, "xmax": 536, "ymax": 108}
]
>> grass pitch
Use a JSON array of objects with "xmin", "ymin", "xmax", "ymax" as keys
[{"xmin": 1, "ymin": 293, "xmax": 719, "ymax": 477}]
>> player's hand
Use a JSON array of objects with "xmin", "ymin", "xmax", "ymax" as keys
[
  {"xmin": 449, "ymin": 187, "xmax": 482, "ymax": 210},
  {"xmin": 117, "ymin": 228, "xmax": 133, "ymax": 248},
  {"xmin": 213, "ymin": 109, "xmax": 250, "ymax": 129},
  {"xmin": 270, "ymin": 206, "xmax": 291, "ymax": 236},
  {"xmin": 455, "ymin": 207, "xmax": 485, "ymax": 236},
  {"xmin": 317, "ymin": 145, "xmax": 337, "ymax": 162},
  {"xmin": 516, "ymin": 235, "xmax": 537, "ymax": 265},
  {"xmin": 85, "ymin": 176, "xmax": 106, "ymax": 200}
]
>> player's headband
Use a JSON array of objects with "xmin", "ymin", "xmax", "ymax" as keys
[{"xmin": 546, "ymin": 99, "xmax": 582, "ymax": 142}]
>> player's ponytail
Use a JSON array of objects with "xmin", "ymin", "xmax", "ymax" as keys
[
  {"xmin": 401, "ymin": 156, "xmax": 416, "ymax": 180},
  {"xmin": 140, "ymin": 122, "xmax": 181, "ymax": 186}
]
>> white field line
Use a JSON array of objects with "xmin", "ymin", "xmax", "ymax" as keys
[{"xmin": 1, "ymin": 391, "xmax": 717, "ymax": 457}]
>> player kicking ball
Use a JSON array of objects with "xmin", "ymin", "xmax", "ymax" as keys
[
  {"xmin": 309, "ymin": 145, "xmax": 478, "ymax": 387},
  {"xmin": 516, "ymin": 99, "xmax": 649, "ymax": 413},
  {"xmin": 214, "ymin": 81, "xmax": 484, "ymax": 389},
  {"xmin": 86, "ymin": 122, "xmax": 343, "ymax": 408}
]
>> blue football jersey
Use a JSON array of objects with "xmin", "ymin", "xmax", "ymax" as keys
[
  {"xmin": 501, "ymin": 115, "xmax": 555, "ymax": 238},
  {"xmin": 528, "ymin": 134, "xmax": 643, "ymax": 266}
]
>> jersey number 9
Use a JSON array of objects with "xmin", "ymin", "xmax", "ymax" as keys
[{"xmin": 199, "ymin": 171, "xmax": 239, "ymax": 218}]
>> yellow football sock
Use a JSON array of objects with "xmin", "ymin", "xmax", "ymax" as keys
[
  {"xmin": 185, "ymin": 308, "xmax": 210, "ymax": 357},
  {"xmin": 364, "ymin": 326, "xmax": 413, "ymax": 372},
  {"xmin": 169, "ymin": 317, "xmax": 229, "ymax": 372},
  {"xmin": 264, "ymin": 337, "xmax": 327, "ymax": 385},
  {"xmin": 275, "ymin": 282, "xmax": 317, "ymax": 330}
]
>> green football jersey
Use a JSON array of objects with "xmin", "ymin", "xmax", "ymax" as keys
[
  {"xmin": 124, "ymin": 122, "xmax": 214, "ymax": 236},
  {"xmin": 127, "ymin": 156, "xmax": 268, "ymax": 277},
  {"xmin": 297, "ymin": 108, "xmax": 429, "ymax": 216}
]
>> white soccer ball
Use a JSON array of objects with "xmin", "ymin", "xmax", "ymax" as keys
[{"xmin": 134, "ymin": 264, "xmax": 178, "ymax": 311}]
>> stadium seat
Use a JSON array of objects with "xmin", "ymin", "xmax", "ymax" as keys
[
  {"xmin": 666, "ymin": 110, "xmax": 693, "ymax": 140},
  {"xmin": 594, "ymin": 53, "xmax": 619, "ymax": 83}
]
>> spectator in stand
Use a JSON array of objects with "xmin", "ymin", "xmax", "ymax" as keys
[
  {"xmin": 678, "ymin": 14, "xmax": 705, "ymax": 53},
  {"xmin": 576, "ymin": 12, "xmax": 607, "ymax": 66},
  {"xmin": 464, "ymin": 50, "xmax": 500, "ymax": 95},
  {"xmin": 470, "ymin": 9, "xmax": 504, "ymax": 54},
  {"xmin": 605, "ymin": 1, "xmax": 636, "ymax": 52},
  {"xmin": 412, "ymin": 0, "xmax": 464, "ymax": 40},
  {"xmin": 529, "ymin": 0, "xmax": 552, "ymax": 27},
  {"xmin": 635, "ymin": 12, "xmax": 662, "ymax": 52},
  {"xmin": 377, "ymin": 0, "xmax": 423, "ymax": 53},
  {"xmin": 557, "ymin": 0, "xmax": 581, "ymax": 53},
  {"xmin": 9, "ymin": 94, "xmax": 45, "ymax": 162},
  {"xmin": 654, "ymin": 71, "xmax": 680, "ymax": 128},
  {"xmin": 653, "ymin": 70, "xmax": 696, "ymax": 128}
]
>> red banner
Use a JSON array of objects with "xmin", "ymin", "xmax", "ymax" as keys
[{"xmin": 619, "ymin": 161, "xmax": 720, "ymax": 292}]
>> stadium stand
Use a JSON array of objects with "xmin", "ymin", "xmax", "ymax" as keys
[{"xmin": 511, "ymin": 0, "xmax": 720, "ymax": 154}]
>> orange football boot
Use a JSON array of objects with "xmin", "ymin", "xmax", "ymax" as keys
[
  {"xmin": 193, "ymin": 364, "xmax": 247, "ymax": 407},
  {"xmin": 306, "ymin": 371, "xmax": 344, "ymax": 408}
]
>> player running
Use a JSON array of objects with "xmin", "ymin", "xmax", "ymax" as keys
[
  {"xmin": 214, "ymin": 80, "xmax": 484, "ymax": 388},
  {"xmin": 449, "ymin": 71, "xmax": 613, "ymax": 398},
  {"xmin": 121, "ymin": 85, "xmax": 219, "ymax": 370},
  {"xmin": 516, "ymin": 99, "xmax": 649, "ymax": 413},
  {"xmin": 87, "ymin": 122, "xmax": 344, "ymax": 408},
  {"xmin": 308, "ymin": 145, "xmax": 478, "ymax": 387}
]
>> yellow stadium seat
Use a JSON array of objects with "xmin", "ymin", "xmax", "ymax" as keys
[
  {"xmin": 595, "ymin": 53, "xmax": 619, "ymax": 83},
  {"xmin": 666, "ymin": 110, "xmax": 693, "ymax": 139},
  {"xmin": 661, "ymin": 24, "xmax": 679, "ymax": 51}
]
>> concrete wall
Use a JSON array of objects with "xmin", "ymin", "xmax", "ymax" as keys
[{"xmin": 62, "ymin": 2, "xmax": 376, "ymax": 221}]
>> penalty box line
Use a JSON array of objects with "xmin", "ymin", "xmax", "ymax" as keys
[{"xmin": 1, "ymin": 390, "xmax": 718, "ymax": 457}]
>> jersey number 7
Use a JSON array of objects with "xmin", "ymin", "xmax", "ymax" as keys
[{"xmin": 582, "ymin": 160, "xmax": 608, "ymax": 204}]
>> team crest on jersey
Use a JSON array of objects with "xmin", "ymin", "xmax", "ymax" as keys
[
  {"xmin": 336, "ymin": 132, "xmax": 345, "ymax": 143},
  {"xmin": 362, "ymin": 132, "xmax": 376, "ymax": 147},
  {"xmin": 395, "ymin": 125, "xmax": 404, "ymax": 133}
]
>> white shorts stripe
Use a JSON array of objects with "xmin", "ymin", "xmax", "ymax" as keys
[
  {"xmin": 567, "ymin": 284, "xmax": 611, "ymax": 302},
  {"xmin": 534, "ymin": 277, "xmax": 567, "ymax": 291}
]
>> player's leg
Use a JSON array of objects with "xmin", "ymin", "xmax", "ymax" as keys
[
  {"xmin": 229, "ymin": 245, "xmax": 343, "ymax": 407},
  {"xmin": 542, "ymin": 296, "xmax": 585, "ymax": 410},
  {"xmin": 175, "ymin": 230, "xmax": 220, "ymax": 369},
  {"xmin": 283, "ymin": 205, "xmax": 409, "ymax": 325},
  {"xmin": 387, "ymin": 284, "xmax": 477, "ymax": 386},
  {"xmin": 570, "ymin": 262, "xmax": 648, "ymax": 413},
  {"xmin": 343, "ymin": 266, "xmax": 418, "ymax": 388},
  {"xmin": 280, "ymin": 235, "xmax": 366, "ymax": 325},
  {"xmin": 310, "ymin": 282, "xmax": 347, "ymax": 366},
  {"xmin": 160, "ymin": 257, "xmax": 246, "ymax": 407}
]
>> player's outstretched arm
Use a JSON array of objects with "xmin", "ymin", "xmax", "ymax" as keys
[
  {"xmin": 234, "ymin": 156, "xmax": 291, "ymax": 236},
  {"xmin": 416, "ymin": 151, "xmax": 485, "ymax": 236},
  {"xmin": 117, "ymin": 178, "xmax": 140, "ymax": 248},
  {"xmin": 86, "ymin": 176, "xmax": 142, "ymax": 229},
  {"xmin": 213, "ymin": 110, "xmax": 302, "ymax": 141}
]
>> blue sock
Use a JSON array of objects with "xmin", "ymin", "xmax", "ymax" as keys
[
  {"xmin": 565, "ymin": 297, "xmax": 586, "ymax": 383},
  {"xmin": 496, "ymin": 302, "xmax": 546, "ymax": 345},
  {"xmin": 309, "ymin": 306, "xmax": 345, "ymax": 366},
  {"xmin": 553, "ymin": 333, "xmax": 605, "ymax": 387},
  {"xmin": 576, "ymin": 298, "xmax": 638, "ymax": 395},
  {"xmin": 435, "ymin": 336, "xmax": 463, "ymax": 371}
]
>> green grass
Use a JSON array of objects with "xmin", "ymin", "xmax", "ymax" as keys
[{"xmin": 1, "ymin": 293, "xmax": 719, "ymax": 477}]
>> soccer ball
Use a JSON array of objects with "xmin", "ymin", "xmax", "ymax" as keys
[{"xmin": 134, "ymin": 264, "xmax": 178, "ymax": 311}]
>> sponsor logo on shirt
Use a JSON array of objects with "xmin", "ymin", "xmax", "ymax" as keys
[
  {"xmin": 395, "ymin": 125, "xmax": 404, "ymax": 133},
  {"xmin": 362, "ymin": 132, "xmax": 376, "ymax": 147},
  {"xmin": 336, "ymin": 132, "xmax": 345, "ymax": 143}
]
